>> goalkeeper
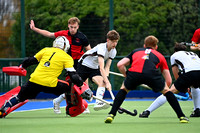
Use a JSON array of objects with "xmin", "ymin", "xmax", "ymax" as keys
[{"xmin": 0, "ymin": 36, "xmax": 92, "ymax": 118}]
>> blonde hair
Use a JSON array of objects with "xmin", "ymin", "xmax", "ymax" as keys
[
  {"xmin": 68, "ymin": 17, "xmax": 80, "ymax": 25},
  {"xmin": 107, "ymin": 30, "xmax": 120, "ymax": 41},
  {"xmin": 144, "ymin": 35, "xmax": 159, "ymax": 47}
]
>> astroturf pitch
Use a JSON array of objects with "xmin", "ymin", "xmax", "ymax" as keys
[{"xmin": 0, "ymin": 100, "xmax": 199, "ymax": 133}]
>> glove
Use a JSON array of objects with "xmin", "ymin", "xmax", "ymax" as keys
[{"xmin": 80, "ymin": 88, "xmax": 93, "ymax": 101}]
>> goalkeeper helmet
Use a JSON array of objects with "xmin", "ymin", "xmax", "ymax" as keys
[{"xmin": 53, "ymin": 36, "xmax": 70, "ymax": 52}]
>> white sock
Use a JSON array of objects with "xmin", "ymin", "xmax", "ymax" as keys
[
  {"xmin": 191, "ymin": 87, "xmax": 200, "ymax": 110},
  {"xmin": 147, "ymin": 94, "xmax": 167, "ymax": 113},
  {"xmin": 54, "ymin": 93, "xmax": 65, "ymax": 104},
  {"xmin": 95, "ymin": 87, "xmax": 105, "ymax": 104}
]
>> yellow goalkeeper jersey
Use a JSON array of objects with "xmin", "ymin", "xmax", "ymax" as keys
[{"xmin": 29, "ymin": 47, "xmax": 74, "ymax": 87}]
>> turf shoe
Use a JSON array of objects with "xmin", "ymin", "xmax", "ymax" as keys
[
  {"xmin": 139, "ymin": 110, "xmax": 150, "ymax": 118},
  {"xmin": 104, "ymin": 114, "xmax": 114, "ymax": 123},
  {"xmin": 190, "ymin": 108, "xmax": 200, "ymax": 117},
  {"xmin": 179, "ymin": 116, "xmax": 189, "ymax": 123},
  {"xmin": 93, "ymin": 102, "xmax": 110, "ymax": 111},
  {"xmin": 53, "ymin": 99, "xmax": 61, "ymax": 114},
  {"xmin": 0, "ymin": 106, "xmax": 10, "ymax": 118},
  {"xmin": 82, "ymin": 107, "xmax": 90, "ymax": 114},
  {"xmin": 0, "ymin": 110, "xmax": 3, "ymax": 118}
]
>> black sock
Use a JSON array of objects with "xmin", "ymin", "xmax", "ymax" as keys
[
  {"xmin": 109, "ymin": 89, "xmax": 127, "ymax": 116},
  {"xmin": 164, "ymin": 91, "xmax": 185, "ymax": 118}
]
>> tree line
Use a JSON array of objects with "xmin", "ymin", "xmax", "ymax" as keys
[{"xmin": 9, "ymin": 0, "xmax": 199, "ymax": 57}]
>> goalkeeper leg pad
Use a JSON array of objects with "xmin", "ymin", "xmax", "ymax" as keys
[
  {"xmin": 0, "ymin": 86, "xmax": 28, "ymax": 118},
  {"xmin": 66, "ymin": 99, "xmax": 88, "ymax": 117}
]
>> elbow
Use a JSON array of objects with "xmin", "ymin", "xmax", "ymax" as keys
[
  {"xmin": 47, "ymin": 33, "xmax": 54, "ymax": 38},
  {"xmin": 117, "ymin": 61, "xmax": 123, "ymax": 69}
]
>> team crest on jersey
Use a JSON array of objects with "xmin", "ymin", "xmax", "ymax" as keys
[
  {"xmin": 142, "ymin": 49, "xmax": 151, "ymax": 60},
  {"xmin": 191, "ymin": 57, "xmax": 197, "ymax": 60},
  {"xmin": 142, "ymin": 55, "xmax": 149, "ymax": 60},
  {"xmin": 76, "ymin": 38, "xmax": 80, "ymax": 43}
]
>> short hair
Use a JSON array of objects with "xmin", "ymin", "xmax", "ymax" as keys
[
  {"xmin": 144, "ymin": 35, "xmax": 159, "ymax": 47},
  {"xmin": 174, "ymin": 42, "xmax": 187, "ymax": 52},
  {"xmin": 107, "ymin": 30, "xmax": 120, "ymax": 41},
  {"xmin": 68, "ymin": 17, "xmax": 80, "ymax": 25}
]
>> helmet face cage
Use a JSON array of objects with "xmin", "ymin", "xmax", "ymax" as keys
[{"xmin": 53, "ymin": 36, "xmax": 70, "ymax": 53}]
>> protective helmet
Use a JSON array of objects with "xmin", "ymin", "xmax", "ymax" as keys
[{"xmin": 53, "ymin": 36, "xmax": 70, "ymax": 52}]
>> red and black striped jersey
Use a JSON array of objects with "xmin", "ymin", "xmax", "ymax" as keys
[
  {"xmin": 54, "ymin": 30, "xmax": 89, "ymax": 60},
  {"xmin": 126, "ymin": 47, "xmax": 169, "ymax": 74}
]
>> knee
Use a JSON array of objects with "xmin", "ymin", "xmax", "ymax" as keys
[{"xmin": 92, "ymin": 77, "xmax": 105, "ymax": 87}]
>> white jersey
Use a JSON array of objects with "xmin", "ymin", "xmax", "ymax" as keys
[
  {"xmin": 79, "ymin": 42, "xmax": 117, "ymax": 69},
  {"xmin": 170, "ymin": 51, "xmax": 200, "ymax": 73}
]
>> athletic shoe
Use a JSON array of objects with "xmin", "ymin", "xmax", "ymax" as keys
[
  {"xmin": 179, "ymin": 116, "xmax": 189, "ymax": 123},
  {"xmin": 104, "ymin": 114, "xmax": 114, "ymax": 123},
  {"xmin": 53, "ymin": 99, "xmax": 61, "ymax": 114},
  {"xmin": 93, "ymin": 102, "xmax": 110, "ymax": 111},
  {"xmin": 190, "ymin": 108, "xmax": 200, "ymax": 117},
  {"xmin": 139, "ymin": 110, "xmax": 150, "ymax": 118},
  {"xmin": 0, "ymin": 110, "xmax": 4, "ymax": 118},
  {"xmin": 82, "ymin": 107, "xmax": 90, "ymax": 114}
]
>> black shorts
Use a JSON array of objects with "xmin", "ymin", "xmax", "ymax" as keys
[
  {"xmin": 124, "ymin": 71, "xmax": 165, "ymax": 92},
  {"xmin": 17, "ymin": 81, "xmax": 70, "ymax": 102},
  {"xmin": 174, "ymin": 71, "xmax": 200, "ymax": 93},
  {"xmin": 76, "ymin": 62, "xmax": 101, "ymax": 81},
  {"xmin": 73, "ymin": 59, "xmax": 79, "ymax": 70}
]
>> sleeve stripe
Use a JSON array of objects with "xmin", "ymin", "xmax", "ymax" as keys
[
  {"xmin": 98, "ymin": 54, "xmax": 104, "ymax": 58},
  {"xmin": 171, "ymin": 64, "xmax": 178, "ymax": 67},
  {"xmin": 65, "ymin": 67, "xmax": 76, "ymax": 72}
]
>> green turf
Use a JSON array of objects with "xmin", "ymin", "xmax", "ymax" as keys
[{"xmin": 0, "ymin": 100, "xmax": 199, "ymax": 133}]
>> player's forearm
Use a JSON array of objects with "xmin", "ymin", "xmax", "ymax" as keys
[
  {"xmin": 85, "ymin": 45, "xmax": 91, "ymax": 51},
  {"xmin": 100, "ymin": 67, "xmax": 110, "ymax": 84},
  {"xmin": 118, "ymin": 65, "xmax": 127, "ymax": 77},
  {"xmin": 117, "ymin": 58, "xmax": 129, "ymax": 77},
  {"xmin": 104, "ymin": 68, "xmax": 109, "ymax": 77},
  {"xmin": 162, "ymin": 69, "xmax": 172, "ymax": 87},
  {"xmin": 190, "ymin": 46, "xmax": 200, "ymax": 51},
  {"xmin": 172, "ymin": 66, "xmax": 179, "ymax": 80},
  {"xmin": 32, "ymin": 27, "xmax": 55, "ymax": 38},
  {"xmin": 104, "ymin": 61, "xmax": 111, "ymax": 76},
  {"xmin": 22, "ymin": 57, "xmax": 39, "ymax": 68}
]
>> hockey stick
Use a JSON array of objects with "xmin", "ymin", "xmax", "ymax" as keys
[
  {"xmin": 108, "ymin": 90, "xmax": 115, "ymax": 100},
  {"xmin": 109, "ymin": 71, "xmax": 190, "ymax": 101},
  {"xmin": 93, "ymin": 95, "xmax": 137, "ymax": 116},
  {"xmin": 174, "ymin": 93, "xmax": 190, "ymax": 101},
  {"xmin": 109, "ymin": 71, "xmax": 151, "ymax": 89},
  {"xmin": 180, "ymin": 42, "xmax": 200, "ymax": 47}
]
